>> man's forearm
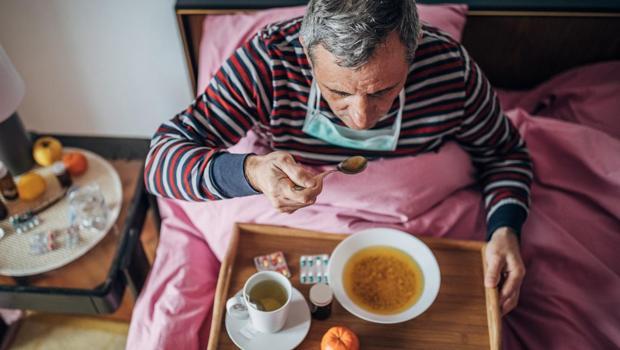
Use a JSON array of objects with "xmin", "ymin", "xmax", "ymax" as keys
[
  {"xmin": 144, "ymin": 135, "xmax": 219, "ymax": 201},
  {"xmin": 209, "ymin": 152, "xmax": 260, "ymax": 198}
]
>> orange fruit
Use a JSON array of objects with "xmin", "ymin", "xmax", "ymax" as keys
[
  {"xmin": 62, "ymin": 151, "xmax": 89, "ymax": 177},
  {"xmin": 321, "ymin": 326, "xmax": 360, "ymax": 350},
  {"xmin": 17, "ymin": 172, "xmax": 47, "ymax": 201}
]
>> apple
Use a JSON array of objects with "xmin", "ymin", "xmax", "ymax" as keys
[{"xmin": 33, "ymin": 136, "xmax": 63, "ymax": 167}]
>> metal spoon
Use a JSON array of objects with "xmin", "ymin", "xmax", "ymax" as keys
[
  {"xmin": 334, "ymin": 155, "xmax": 368, "ymax": 175},
  {"xmin": 294, "ymin": 155, "xmax": 368, "ymax": 190}
]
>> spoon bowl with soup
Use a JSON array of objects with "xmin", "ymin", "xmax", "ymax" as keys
[{"xmin": 294, "ymin": 155, "xmax": 368, "ymax": 191}]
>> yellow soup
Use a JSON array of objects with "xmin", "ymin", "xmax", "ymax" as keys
[{"xmin": 343, "ymin": 246, "xmax": 424, "ymax": 315}]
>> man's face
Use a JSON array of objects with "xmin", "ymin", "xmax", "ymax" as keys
[{"xmin": 308, "ymin": 31, "xmax": 410, "ymax": 130}]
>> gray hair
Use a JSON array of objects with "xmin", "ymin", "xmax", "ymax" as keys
[{"xmin": 300, "ymin": 0, "xmax": 421, "ymax": 68}]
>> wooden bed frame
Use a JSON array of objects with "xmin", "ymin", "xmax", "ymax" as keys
[{"xmin": 174, "ymin": 0, "xmax": 620, "ymax": 93}]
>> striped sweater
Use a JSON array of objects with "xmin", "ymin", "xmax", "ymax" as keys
[{"xmin": 145, "ymin": 18, "xmax": 533, "ymax": 239}]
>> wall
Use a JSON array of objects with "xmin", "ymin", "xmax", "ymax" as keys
[{"xmin": 0, "ymin": 0, "xmax": 192, "ymax": 138}]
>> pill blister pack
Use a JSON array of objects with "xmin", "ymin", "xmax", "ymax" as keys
[
  {"xmin": 10, "ymin": 213, "xmax": 42, "ymax": 234},
  {"xmin": 29, "ymin": 226, "xmax": 81, "ymax": 255},
  {"xmin": 253, "ymin": 251, "xmax": 291, "ymax": 278},
  {"xmin": 300, "ymin": 254, "xmax": 329, "ymax": 284}
]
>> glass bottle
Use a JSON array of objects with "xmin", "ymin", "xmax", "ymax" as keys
[
  {"xmin": 309, "ymin": 283, "xmax": 333, "ymax": 320},
  {"xmin": 51, "ymin": 161, "xmax": 72, "ymax": 188},
  {"xmin": 0, "ymin": 162, "xmax": 18, "ymax": 201},
  {"xmin": 0, "ymin": 199, "xmax": 7, "ymax": 220}
]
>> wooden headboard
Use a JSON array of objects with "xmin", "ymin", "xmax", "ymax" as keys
[{"xmin": 175, "ymin": 0, "xmax": 620, "ymax": 92}]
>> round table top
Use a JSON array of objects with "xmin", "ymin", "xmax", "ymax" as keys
[{"xmin": 0, "ymin": 148, "xmax": 122, "ymax": 276}]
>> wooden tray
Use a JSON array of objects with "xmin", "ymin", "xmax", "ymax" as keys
[{"xmin": 208, "ymin": 224, "xmax": 500, "ymax": 350}]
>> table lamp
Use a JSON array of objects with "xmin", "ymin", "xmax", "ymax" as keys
[{"xmin": 0, "ymin": 45, "xmax": 34, "ymax": 175}]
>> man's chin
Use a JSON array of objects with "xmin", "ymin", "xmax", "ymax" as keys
[
  {"xmin": 349, "ymin": 125, "xmax": 377, "ymax": 131},
  {"xmin": 341, "ymin": 120, "xmax": 378, "ymax": 130}
]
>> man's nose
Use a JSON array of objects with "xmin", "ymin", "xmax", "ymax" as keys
[{"xmin": 349, "ymin": 96, "xmax": 373, "ymax": 129}]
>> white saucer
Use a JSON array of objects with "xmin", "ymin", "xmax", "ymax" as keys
[{"xmin": 225, "ymin": 287, "xmax": 311, "ymax": 350}]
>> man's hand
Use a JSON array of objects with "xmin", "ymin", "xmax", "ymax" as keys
[
  {"xmin": 484, "ymin": 227, "xmax": 526, "ymax": 316},
  {"xmin": 244, "ymin": 151, "xmax": 322, "ymax": 213}
]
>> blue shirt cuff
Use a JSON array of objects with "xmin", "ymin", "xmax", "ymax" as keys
[
  {"xmin": 209, "ymin": 152, "xmax": 260, "ymax": 198},
  {"xmin": 486, "ymin": 203, "xmax": 527, "ymax": 241}
]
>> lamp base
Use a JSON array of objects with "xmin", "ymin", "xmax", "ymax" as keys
[{"xmin": 0, "ymin": 112, "xmax": 34, "ymax": 175}]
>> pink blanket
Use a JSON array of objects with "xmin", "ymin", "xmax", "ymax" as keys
[
  {"xmin": 127, "ymin": 105, "xmax": 620, "ymax": 349},
  {"xmin": 122, "ymin": 7, "xmax": 620, "ymax": 346},
  {"xmin": 497, "ymin": 61, "xmax": 620, "ymax": 140}
]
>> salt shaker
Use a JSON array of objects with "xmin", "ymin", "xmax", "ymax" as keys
[{"xmin": 309, "ymin": 283, "xmax": 333, "ymax": 320}]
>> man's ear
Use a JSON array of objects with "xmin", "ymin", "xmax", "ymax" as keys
[
  {"xmin": 299, "ymin": 37, "xmax": 314, "ymax": 69},
  {"xmin": 299, "ymin": 36, "xmax": 307, "ymax": 56}
]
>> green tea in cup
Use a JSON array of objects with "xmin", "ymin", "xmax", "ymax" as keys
[
  {"xmin": 248, "ymin": 280, "xmax": 288, "ymax": 311},
  {"xmin": 226, "ymin": 271, "xmax": 292, "ymax": 333}
]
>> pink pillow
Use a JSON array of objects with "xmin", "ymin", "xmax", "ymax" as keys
[{"xmin": 197, "ymin": 4, "xmax": 468, "ymax": 94}]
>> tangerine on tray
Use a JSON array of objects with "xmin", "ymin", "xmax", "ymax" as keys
[
  {"xmin": 321, "ymin": 326, "xmax": 360, "ymax": 350},
  {"xmin": 63, "ymin": 151, "xmax": 89, "ymax": 177}
]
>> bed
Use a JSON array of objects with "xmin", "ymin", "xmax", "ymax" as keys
[
  {"xmin": 176, "ymin": 0, "xmax": 620, "ymax": 92},
  {"xmin": 127, "ymin": 1, "xmax": 620, "ymax": 349}
]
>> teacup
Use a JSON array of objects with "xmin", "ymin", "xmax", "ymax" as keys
[{"xmin": 226, "ymin": 271, "xmax": 292, "ymax": 333}]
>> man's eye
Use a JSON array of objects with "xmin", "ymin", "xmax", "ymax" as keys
[
  {"xmin": 333, "ymin": 91, "xmax": 350, "ymax": 97},
  {"xmin": 370, "ymin": 90, "xmax": 389, "ymax": 98}
]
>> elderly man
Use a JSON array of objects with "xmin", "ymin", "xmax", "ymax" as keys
[{"xmin": 133, "ymin": 0, "xmax": 531, "ymax": 347}]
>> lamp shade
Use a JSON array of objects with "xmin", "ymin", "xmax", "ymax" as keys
[{"xmin": 0, "ymin": 45, "xmax": 25, "ymax": 122}]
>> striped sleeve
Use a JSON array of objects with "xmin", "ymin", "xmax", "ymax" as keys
[
  {"xmin": 144, "ymin": 34, "xmax": 273, "ymax": 201},
  {"xmin": 455, "ymin": 48, "xmax": 533, "ymax": 240}
]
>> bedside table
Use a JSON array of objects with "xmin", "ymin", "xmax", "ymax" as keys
[{"xmin": 0, "ymin": 135, "xmax": 158, "ymax": 320}]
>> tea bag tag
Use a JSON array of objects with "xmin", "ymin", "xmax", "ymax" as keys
[
  {"xmin": 226, "ymin": 291, "xmax": 249, "ymax": 319},
  {"xmin": 239, "ymin": 324, "xmax": 260, "ymax": 339}
]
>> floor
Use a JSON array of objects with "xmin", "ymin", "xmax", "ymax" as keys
[
  {"xmin": 2, "ymin": 209, "xmax": 160, "ymax": 350},
  {"xmin": 7, "ymin": 314, "xmax": 129, "ymax": 350}
]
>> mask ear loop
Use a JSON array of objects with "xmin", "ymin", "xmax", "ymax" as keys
[
  {"xmin": 391, "ymin": 89, "xmax": 405, "ymax": 134},
  {"xmin": 314, "ymin": 82, "xmax": 322, "ymax": 111}
]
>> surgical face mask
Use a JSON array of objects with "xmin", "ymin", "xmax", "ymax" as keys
[{"xmin": 302, "ymin": 82, "xmax": 405, "ymax": 151}]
